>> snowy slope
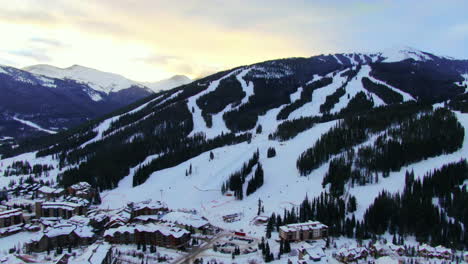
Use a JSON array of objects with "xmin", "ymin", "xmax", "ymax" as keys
[{"xmin": 12, "ymin": 117, "xmax": 57, "ymax": 134}]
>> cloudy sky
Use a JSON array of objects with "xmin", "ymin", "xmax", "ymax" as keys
[{"xmin": 1, "ymin": 0, "xmax": 467, "ymax": 82}]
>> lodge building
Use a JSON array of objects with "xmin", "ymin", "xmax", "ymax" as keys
[
  {"xmin": 35, "ymin": 201, "xmax": 86, "ymax": 219},
  {"xmin": 104, "ymin": 223, "xmax": 190, "ymax": 249},
  {"xmin": 0, "ymin": 208, "xmax": 23, "ymax": 228},
  {"xmin": 279, "ymin": 221, "xmax": 328, "ymax": 241}
]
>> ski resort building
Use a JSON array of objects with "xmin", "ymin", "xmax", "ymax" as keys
[
  {"xmin": 335, "ymin": 247, "xmax": 369, "ymax": 263},
  {"xmin": 67, "ymin": 181, "xmax": 96, "ymax": 200},
  {"xmin": 104, "ymin": 223, "xmax": 191, "ymax": 249},
  {"xmin": 35, "ymin": 201, "xmax": 87, "ymax": 219},
  {"xmin": 0, "ymin": 208, "xmax": 23, "ymax": 228},
  {"xmin": 160, "ymin": 211, "xmax": 210, "ymax": 233},
  {"xmin": 279, "ymin": 221, "xmax": 328, "ymax": 241},
  {"xmin": 27, "ymin": 222, "xmax": 95, "ymax": 252},
  {"xmin": 417, "ymin": 244, "xmax": 452, "ymax": 259},
  {"xmin": 131, "ymin": 200, "xmax": 168, "ymax": 218},
  {"xmin": 37, "ymin": 186, "xmax": 65, "ymax": 200}
]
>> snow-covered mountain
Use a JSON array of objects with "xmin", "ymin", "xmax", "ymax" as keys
[
  {"xmin": 0, "ymin": 64, "xmax": 156, "ymax": 148},
  {"xmin": 25, "ymin": 64, "xmax": 191, "ymax": 93},
  {"xmin": 143, "ymin": 75, "xmax": 192, "ymax": 92},
  {"xmin": 1, "ymin": 47, "xmax": 468, "ymax": 247},
  {"xmin": 23, "ymin": 64, "xmax": 150, "ymax": 94}
]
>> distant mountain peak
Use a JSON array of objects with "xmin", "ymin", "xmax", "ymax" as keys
[
  {"xmin": 379, "ymin": 46, "xmax": 438, "ymax": 63},
  {"xmin": 142, "ymin": 75, "xmax": 192, "ymax": 92},
  {"xmin": 23, "ymin": 64, "xmax": 147, "ymax": 94}
]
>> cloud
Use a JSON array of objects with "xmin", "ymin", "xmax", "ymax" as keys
[
  {"xmin": 135, "ymin": 55, "xmax": 181, "ymax": 65},
  {"xmin": 6, "ymin": 49, "xmax": 51, "ymax": 62},
  {"xmin": 0, "ymin": 0, "xmax": 467, "ymax": 81},
  {"xmin": 29, "ymin": 37, "xmax": 64, "ymax": 47}
]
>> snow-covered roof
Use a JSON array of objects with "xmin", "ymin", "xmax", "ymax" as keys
[
  {"xmin": 69, "ymin": 243, "xmax": 112, "ymax": 264},
  {"xmin": 303, "ymin": 246, "xmax": 325, "ymax": 259},
  {"xmin": 337, "ymin": 247, "xmax": 368, "ymax": 257},
  {"xmin": 0, "ymin": 208, "xmax": 22, "ymax": 219},
  {"xmin": 134, "ymin": 214, "xmax": 161, "ymax": 222},
  {"xmin": 38, "ymin": 186, "xmax": 64, "ymax": 194},
  {"xmin": 41, "ymin": 201, "xmax": 81, "ymax": 210},
  {"xmin": 280, "ymin": 221, "xmax": 328, "ymax": 233},
  {"xmin": 161, "ymin": 211, "xmax": 209, "ymax": 229},
  {"xmin": 104, "ymin": 223, "xmax": 189, "ymax": 238},
  {"xmin": 133, "ymin": 199, "xmax": 167, "ymax": 211},
  {"xmin": 70, "ymin": 182, "xmax": 92, "ymax": 190},
  {"xmin": 32, "ymin": 221, "xmax": 94, "ymax": 241},
  {"xmin": 0, "ymin": 224, "xmax": 23, "ymax": 235}
]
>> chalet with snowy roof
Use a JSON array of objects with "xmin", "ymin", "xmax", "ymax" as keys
[
  {"xmin": 418, "ymin": 244, "xmax": 452, "ymax": 259},
  {"xmin": 370, "ymin": 242, "xmax": 406, "ymax": 257},
  {"xmin": 37, "ymin": 186, "xmax": 65, "ymax": 200},
  {"xmin": 67, "ymin": 181, "xmax": 96, "ymax": 200},
  {"xmin": 131, "ymin": 200, "xmax": 168, "ymax": 218},
  {"xmin": 298, "ymin": 245, "xmax": 326, "ymax": 262},
  {"xmin": 279, "ymin": 221, "xmax": 328, "ymax": 241},
  {"xmin": 26, "ymin": 222, "xmax": 95, "ymax": 252},
  {"xmin": 0, "ymin": 208, "xmax": 23, "ymax": 228},
  {"xmin": 335, "ymin": 247, "xmax": 369, "ymax": 263},
  {"xmin": 160, "ymin": 211, "xmax": 210, "ymax": 233},
  {"xmin": 104, "ymin": 223, "xmax": 191, "ymax": 249},
  {"xmin": 35, "ymin": 201, "xmax": 87, "ymax": 219}
]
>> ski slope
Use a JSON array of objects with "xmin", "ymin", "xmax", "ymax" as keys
[{"xmin": 12, "ymin": 117, "xmax": 57, "ymax": 134}]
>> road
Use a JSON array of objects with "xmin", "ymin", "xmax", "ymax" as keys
[{"xmin": 172, "ymin": 231, "xmax": 231, "ymax": 264}]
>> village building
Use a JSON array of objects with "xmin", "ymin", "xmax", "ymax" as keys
[
  {"xmin": 0, "ymin": 208, "xmax": 23, "ymax": 228},
  {"xmin": 297, "ymin": 244, "xmax": 326, "ymax": 263},
  {"xmin": 222, "ymin": 213, "xmax": 242, "ymax": 223},
  {"xmin": 418, "ymin": 244, "xmax": 452, "ymax": 259},
  {"xmin": 67, "ymin": 182, "xmax": 96, "ymax": 200},
  {"xmin": 252, "ymin": 215, "xmax": 269, "ymax": 225},
  {"xmin": 27, "ymin": 222, "xmax": 95, "ymax": 252},
  {"xmin": 104, "ymin": 223, "xmax": 190, "ymax": 249},
  {"xmin": 279, "ymin": 221, "xmax": 328, "ymax": 241},
  {"xmin": 335, "ymin": 247, "xmax": 369, "ymax": 263},
  {"xmin": 370, "ymin": 242, "xmax": 406, "ymax": 257},
  {"xmin": 37, "ymin": 186, "xmax": 65, "ymax": 200},
  {"xmin": 131, "ymin": 200, "xmax": 168, "ymax": 218},
  {"xmin": 160, "ymin": 211, "xmax": 210, "ymax": 233},
  {"xmin": 35, "ymin": 201, "xmax": 87, "ymax": 219},
  {"xmin": 69, "ymin": 243, "xmax": 113, "ymax": 264}
]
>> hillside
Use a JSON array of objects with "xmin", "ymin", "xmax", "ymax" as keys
[{"xmin": 1, "ymin": 47, "xmax": 468, "ymax": 248}]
